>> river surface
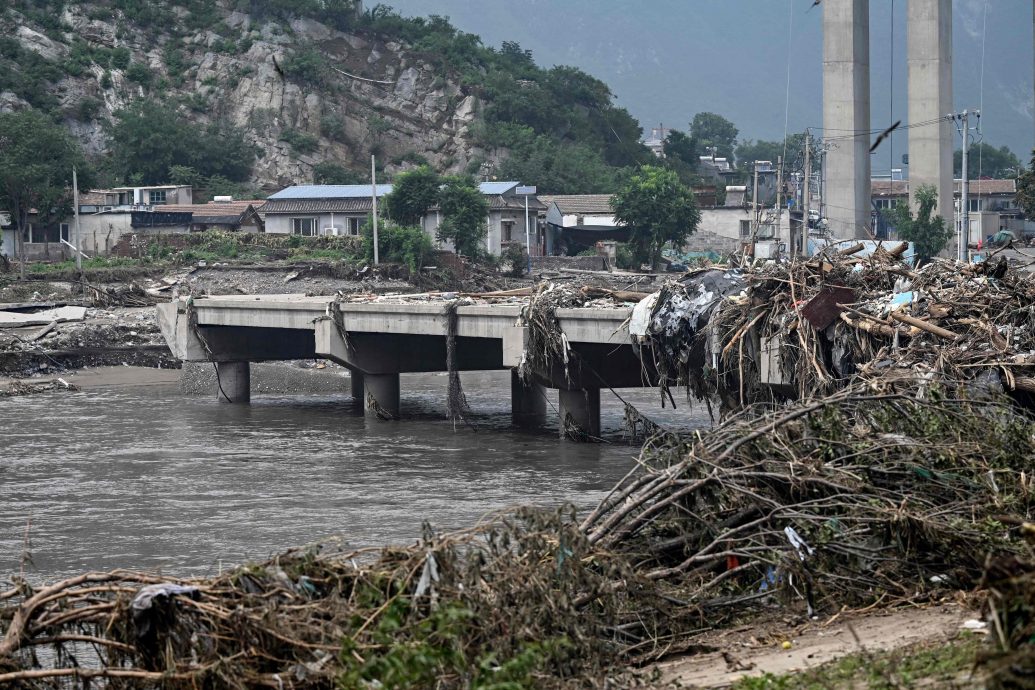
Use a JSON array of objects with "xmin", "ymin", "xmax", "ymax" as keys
[{"xmin": 0, "ymin": 370, "xmax": 709, "ymax": 581}]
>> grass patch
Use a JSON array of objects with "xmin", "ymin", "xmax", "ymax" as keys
[{"xmin": 733, "ymin": 634, "xmax": 982, "ymax": 690}]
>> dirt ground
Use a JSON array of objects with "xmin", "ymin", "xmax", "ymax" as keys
[{"xmin": 654, "ymin": 601, "xmax": 978, "ymax": 688}]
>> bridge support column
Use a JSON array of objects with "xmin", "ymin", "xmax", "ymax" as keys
[
  {"xmin": 511, "ymin": 371, "xmax": 546, "ymax": 428},
  {"xmin": 558, "ymin": 388, "xmax": 600, "ymax": 440},
  {"xmin": 216, "ymin": 361, "xmax": 250, "ymax": 403},
  {"xmin": 350, "ymin": 371, "xmax": 365, "ymax": 402},
  {"xmin": 364, "ymin": 373, "xmax": 400, "ymax": 419}
]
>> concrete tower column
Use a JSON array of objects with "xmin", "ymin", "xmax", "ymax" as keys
[
  {"xmin": 907, "ymin": 0, "xmax": 954, "ymax": 223},
  {"xmin": 511, "ymin": 371, "xmax": 546, "ymax": 428},
  {"xmin": 350, "ymin": 371, "xmax": 365, "ymax": 402},
  {"xmin": 215, "ymin": 361, "xmax": 250, "ymax": 403},
  {"xmin": 823, "ymin": 0, "xmax": 871, "ymax": 239}
]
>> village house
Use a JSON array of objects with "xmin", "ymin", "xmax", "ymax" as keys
[{"xmin": 870, "ymin": 178, "xmax": 1023, "ymax": 243}]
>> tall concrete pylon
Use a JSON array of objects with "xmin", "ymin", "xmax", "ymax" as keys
[
  {"xmin": 907, "ymin": 0, "xmax": 954, "ymax": 223},
  {"xmin": 822, "ymin": 0, "xmax": 871, "ymax": 239}
]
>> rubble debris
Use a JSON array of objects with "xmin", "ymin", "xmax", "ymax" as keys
[
  {"xmin": 634, "ymin": 251, "xmax": 1035, "ymax": 410},
  {"xmin": 0, "ymin": 306, "xmax": 86, "ymax": 328}
]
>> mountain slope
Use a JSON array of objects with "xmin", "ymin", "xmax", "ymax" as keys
[{"xmin": 1, "ymin": 0, "xmax": 649, "ymax": 192}]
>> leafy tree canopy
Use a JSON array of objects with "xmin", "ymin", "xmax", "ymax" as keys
[
  {"xmin": 953, "ymin": 142, "xmax": 1022, "ymax": 180},
  {"xmin": 611, "ymin": 165, "xmax": 701, "ymax": 269},
  {"xmin": 436, "ymin": 175, "xmax": 489, "ymax": 257},
  {"xmin": 495, "ymin": 131, "xmax": 629, "ymax": 194},
  {"xmin": 690, "ymin": 112, "xmax": 738, "ymax": 162},
  {"xmin": 107, "ymin": 101, "xmax": 256, "ymax": 185},
  {"xmin": 1015, "ymin": 151, "xmax": 1035, "ymax": 220},
  {"xmin": 890, "ymin": 184, "xmax": 952, "ymax": 264},
  {"xmin": 384, "ymin": 165, "xmax": 441, "ymax": 226},
  {"xmin": 0, "ymin": 109, "xmax": 91, "ymax": 263},
  {"xmin": 312, "ymin": 161, "xmax": 365, "ymax": 185}
]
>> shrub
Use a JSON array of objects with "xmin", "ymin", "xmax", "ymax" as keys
[
  {"xmin": 364, "ymin": 223, "xmax": 433, "ymax": 272},
  {"xmin": 280, "ymin": 129, "xmax": 319, "ymax": 154},
  {"xmin": 124, "ymin": 61, "xmax": 152, "ymax": 86}
]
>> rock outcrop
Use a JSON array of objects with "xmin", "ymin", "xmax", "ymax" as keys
[{"xmin": 2, "ymin": 1, "xmax": 485, "ymax": 189}]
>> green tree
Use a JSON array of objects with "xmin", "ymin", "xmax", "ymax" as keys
[
  {"xmin": 0, "ymin": 110, "xmax": 91, "ymax": 271},
  {"xmin": 690, "ymin": 112, "xmax": 738, "ymax": 162},
  {"xmin": 384, "ymin": 165, "xmax": 441, "ymax": 226},
  {"xmin": 611, "ymin": 165, "xmax": 701, "ymax": 269},
  {"xmin": 890, "ymin": 184, "xmax": 952, "ymax": 264},
  {"xmin": 437, "ymin": 175, "xmax": 489, "ymax": 256},
  {"xmin": 107, "ymin": 101, "xmax": 255, "ymax": 184},
  {"xmin": 954, "ymin": 143, "xmax": 1022, "ymax": 179},
  {"xmin": 312, "ymin": 161, "xmax": 364, "ymax": 184},
  {"xmin": 662, "ymin": 130, "xmax": 699, "ymax": 183},
  {"xmin": 1015, "ymin": 151, "xmax": 1035, "ymax": 219}
]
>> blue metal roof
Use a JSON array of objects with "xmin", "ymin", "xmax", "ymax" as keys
[
  {"xmin": 478, "ymin": 181, "xmax": 519, "ymax": 195},
  {"xmin": 268, "ymin": 184, "xmax": 394, "ymax": 200}
]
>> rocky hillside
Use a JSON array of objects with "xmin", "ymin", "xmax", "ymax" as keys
[{"xmin": 1, "ymin": 1, "xmax": 650, "ymax": 193}]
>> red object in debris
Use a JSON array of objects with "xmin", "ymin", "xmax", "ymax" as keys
[{"xmin": 727, "ymin": 555, "xmax": 740, "ymax": 570}]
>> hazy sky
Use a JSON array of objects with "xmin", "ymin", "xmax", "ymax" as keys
[{"xmin": 386, "ymin": 0, "xmax": 1035, "ymax": 170}]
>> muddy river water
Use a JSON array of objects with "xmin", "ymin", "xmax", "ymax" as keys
[{"xmin": 0, "ymin": 371, "xmax": 707, "ymax": 581}]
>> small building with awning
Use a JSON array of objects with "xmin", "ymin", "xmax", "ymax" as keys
[{"xmin": 539, "ymin": 194, "xmax": 625, "ymax": 254}]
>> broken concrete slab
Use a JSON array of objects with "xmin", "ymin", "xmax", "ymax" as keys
[{"xmin": 0, "ymin": 306, "xmax": 88, "ymax": 328}]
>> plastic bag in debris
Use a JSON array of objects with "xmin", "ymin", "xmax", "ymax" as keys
[
  {"xmin": 640, "ymin": 269, "xmax": 744, "ymax": 348},
  {"xmin": 629, "ymin": 292, "xmax": 659, "ymax": 339},
  {"xmin": 131, "ymin": 584, "xmax": 201, "ymax": 652},
  {"xmin": 131, "ymin": 583, "xmax": 200, "ymax": 612}
]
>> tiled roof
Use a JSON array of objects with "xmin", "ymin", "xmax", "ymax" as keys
[
  {"xmin": 79, "ymin": 190, "xmax": 115, "ymax": 205},
  {"xmin": 259, "ymin": 199, "xmax": 375, "ymax": 214},
  {"xmin": 159, "ymin": 201, "xmax": 262, "ymax": 217},
  {"xmin": 539, "ymin": 194, "xmax": 614, "ymax": 215},
  {"xmin": 872, "ymin": 179, "xmax": 1017, "ymax": 196},
  {"xmin": 489, "ymin": 195, "xmax": 547, "ymax": 211}
]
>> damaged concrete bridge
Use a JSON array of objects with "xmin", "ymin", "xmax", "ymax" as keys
[{"xmin": 157, "ymin": 295, "xmax": 654, "ymax": 437}]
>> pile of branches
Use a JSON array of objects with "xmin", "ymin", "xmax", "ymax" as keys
[
  {"xmin": 645, "ymin": 248, "xmax": 1035, "ymax": 410},
  {"xmin": 3, "ymin": 383, "xmax": 1034, "ymax": 687},
  {"xmin": 979, "ymin": 553, "xmax": 1035, "ymax": 689}
]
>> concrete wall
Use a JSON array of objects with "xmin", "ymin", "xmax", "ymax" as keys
[
  {"xmin": 698, "ymin": 208, "xmax": 792, "ymax": 245},
  {"xmin": 423, "ymin": 210, "xmax": 536, "ymax": 256},
  {"xmin": 907, "ymin": 0, "xmax": 954, "ymax": 223},
  {"xmin": 265, "ymin": 213, "xmax": 366, "ymax": 236},
  {"xmin": 823, "ymin": 0, "xmax": 871, "ymax": 239}
]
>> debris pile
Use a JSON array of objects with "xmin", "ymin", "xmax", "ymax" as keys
[
  {"xmin": 3, "ymin": 380, "xmax": 1033, "ymax": 686},
  {"xmin": 634, "ymin": 250, "xmax": 1035, "ymax": 410},
  {"xmin": 979, "ymin": 555, "xmax": 1035, "ymax": 689}
]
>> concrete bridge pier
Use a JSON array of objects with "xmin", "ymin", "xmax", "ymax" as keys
[
  {"xmin": 216, "ymin": 361, "xmax": 250, "ymax": 403},
  {"xmin": 558, "ymin": 388, "xmax": 600, "ymax": 440},
  {"xmin": 364, "ymin": 373, "xmax": 400, "ymax": 419},
  {"xmin": 511, "ymin": 371, "xmax": 547, "ymax": 428},
  {"xmin": 350, "ymin": 371, "xmax": 365, "ymax": 403}
]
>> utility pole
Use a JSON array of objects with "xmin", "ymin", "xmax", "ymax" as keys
[
  {"xmin": 959, "ymin": 110, "xmax": 970, "ymax": 262},
  {"xmin": 776, "ymin": 155, "xmax": 784, "ymax": 251},
  {"xmin": 801, "ymin": 131, "xmax": 812, "ymax": 258},
  {"xmin": 370, "ymin": 155, "xmax": 379, "ymax": 265},
  {"xmin": 72, "ymin": 166, "xmax": 82, "ymax": 271}
]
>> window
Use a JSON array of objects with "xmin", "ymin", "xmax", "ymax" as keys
[
  {"xmin": 292, "ymin": 217, "xmax": 317, "ymax": 236},
  {"xmin": 739, "ymin": 220, "xmax": 751, "ymax": 238},
  {"xmin": 149, "ymin": 190, "xmax": 167, "ymax": 205},
  {"xmin": 347, "ymin": 217, "xmax": 362, "ymax": 236},
  {"xmin": 874, "ymin": 198, "xmax": 898, "ymax": 210},
  {"xmin": 60, "ymin": 223, "xmax": 70, "ymax": 242},
  {"xmin": 969, "ymin": 198, "xmax": 982, "ymax": 212},
  {"xmin": 502, "ymin": 221, "xmax": 514, "ymax": 242},
  {"xmin": 28, "ymin": 224, "xmax": 60, "ymax": 243}
]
